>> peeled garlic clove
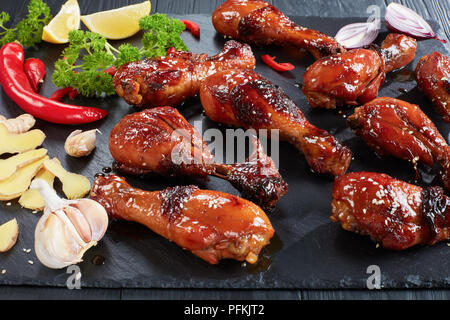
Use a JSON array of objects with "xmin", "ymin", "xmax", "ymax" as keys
[
  {"xmin": 31, "ymin": 178, "xmax": 108, "ymax": 269},
  {"xmin": 64, "ymin": 129, "xmax": 98, "ymax": 157}
]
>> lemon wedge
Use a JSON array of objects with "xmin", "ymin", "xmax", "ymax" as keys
[
  {"xmin": 42, "ymin": 0, "xmax": 80, "ymax": 44},
  {"xmin": 80, "ymin": 1, "xmax": 151, "ymax": 40}
]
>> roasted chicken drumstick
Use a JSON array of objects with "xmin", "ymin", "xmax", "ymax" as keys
[
  {"xmin": 90, "ymin": 175, "xmax": 274, "ymax": 264},
  {"xmin": 302, "ymin": 33, "xmax": 417, "ymax": 109},
  {"xmin": 113, "ymin": 40, "xmax": 255, "ymax": 108},
  {"xmin": 415, "ymin": 51, "xmax": 450, "ymax": 123},
  {"xmin": 199, "ymin": 69, "xmax": 352, "ymax": 176},
  {"xmin": 347, "ymin": 97, "xmax": 450, "ymax": 191},
  {"xmin": 109, "ymin": 107, "xmax": 287, "ymax": 210},
  {"xmin": 212, "ymin": 0, "xmax": 344, "ymax": 59},
  {"xmin": 331, "ymin": 172, "xmax": 450, "ymax": 250}
]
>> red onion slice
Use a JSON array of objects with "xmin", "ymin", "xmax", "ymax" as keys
[
  {"xmin": 385, "ymin": 3, "xmax": 445, "ymax": 42},
  {"xmin": 335, "ymin": 20, "xmax": 380, "ymax": 49}
]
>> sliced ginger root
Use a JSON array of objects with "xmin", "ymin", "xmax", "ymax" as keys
[
  {"xmin": 0, "ymin": 218, "xmax": 18, "ymax": 252},
  {"xmin": 19, "ymin": 167, "xmax": 56, "ymax": 211},
  {"xmin": 0, "ymin": 156, "xmax": 48, "ymax": 201},
  {"xmin": 0, "ymin": 124, "xmax": 45, "ymax": 156},
  {"xmin": 0, "ymin": 148, "xmax": 47, "ymax": 181},
  {"xmin": 44, "ymin": 158, "xmax": 91, "ymax": 199}
]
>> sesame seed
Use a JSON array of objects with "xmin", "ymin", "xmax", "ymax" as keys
[
  {"xmin": 27, "ymin": 260, "xmax": 33, "ymax": 265},
  {"xmin": 1, "ymin": 269, "xmax": 5, "ymax": 274}
]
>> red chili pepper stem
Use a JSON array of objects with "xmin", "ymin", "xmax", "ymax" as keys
[{"xmin": 0, "ymin": 42, "xmax": 107, "ymax": 124}]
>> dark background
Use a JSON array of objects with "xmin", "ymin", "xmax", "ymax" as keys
[{"xmin": 0, "ymin": 0, "xmax": 449, "ymax": 300}]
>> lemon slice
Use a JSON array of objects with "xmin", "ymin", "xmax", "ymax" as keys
[
  {"xmin": 42, "ymin": 0, "xmax": 80, "ymax": 44},
  {"xmin": 80, "ymin": 1, "xmax": 151, "ymax": 40}
]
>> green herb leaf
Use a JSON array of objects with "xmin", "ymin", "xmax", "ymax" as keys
[{"xmin": 0, "ymin": 0, "xmax": 52, "ymax": 47}]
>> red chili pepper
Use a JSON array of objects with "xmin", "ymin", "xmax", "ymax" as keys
[
  {"xmin": 167, "ymin": 47, "xmax": 175, "ymax": 54},
  {"xmin": 50, "ymin": 87, "xmax": 78, "ymax": 101},
  {"xmin": 104, "ymin": 66, "xmax": 117, "ymax": 76},
  {"xmin": 68, "ymin": 87, "xmax": 78, "ymax": 99},
  {"xmin": 261, "ymin": 54, "xmax": 295, "ymax": 72},
  {"xmin": 180, "ymin": 20, "xmax": 200, "ymax": 37},
  {"xmin": 23, "ymin": 58, "xmax": 46, "ymax": 92},
  {"xmin": 0, "ymin": 42, "xmax": 107, "ymax": 124}
]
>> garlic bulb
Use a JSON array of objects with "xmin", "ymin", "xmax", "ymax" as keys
[
  {"xmin": 30, "ymin": 178, "xmax": 108, "ymax": 269},
  {"xmin": 64, "ymin": 129, "xmax": 98, "ymax": 157}
]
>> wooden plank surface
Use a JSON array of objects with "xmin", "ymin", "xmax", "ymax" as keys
[{"xmin": 0, "ymin": 0, "xmax": 449, "ymax": 300}]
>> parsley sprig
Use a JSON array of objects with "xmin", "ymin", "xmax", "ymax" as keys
[
  {"xmin": 0, "ymin": 0, "xmax": 52, "ymax": 47},
  {"xmin": 52, "ymin": 13, "xmax": 189, "ymax": 97}
]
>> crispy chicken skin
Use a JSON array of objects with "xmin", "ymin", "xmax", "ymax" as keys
[
  {"xmin": 109, "ymin": 107, "xmax": 287, "ymax": 210},
  {"xmin": 331, "ymin": 172, "xmax": 450, "ymax": 250},
  {"xmin": 200, "ymin": 69, "xmax": 352, "ymax": 176},
  {"xmin": 90, "ymin": 175, "xmax": 274, "ymax": 264},
  {"xmin": 302, "ymin": 34, "xmax": 417, "ymax": 109},
  {"xmin": 212, "ymin": 0, "xmax": 344, "ymax": 59},
  {"xmin": 113, "ymin": 40, "xmax": 255, "ymax": 108},
  {"xmin": 347, "ymin": 97, "xmax": 450, "ymax": 191},
  {"xmin": 415, "ymin": 51, "xmax": 450, "ymax": 123}
]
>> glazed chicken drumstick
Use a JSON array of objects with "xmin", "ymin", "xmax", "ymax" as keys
[
  {"xmin": 331, "ymin": 172, "xmax": 450, "ymax": 250},
  {"xmin": 113, "ymin": 40, "xmax": 255, "ymax": 108},
  {"xmin": 200, "ymin": 69, "xmax": 352, "ymax": 177},
  {"xmin": 302, "ymin": 33, "xmax": 417, "ymax": 109},
  {"xmin": 212, "ymin": 0, "xmax": 344, "ymax": 59},
  {"xmin": 415, "ymin": 51, "xmax": 450, "ymax": 123},
  {"xmin": 347, "ymin": 97, "xmax": 450, "ymax": 191},
  {"xmin": 109, "ymin": 107, "xmax": 287, "ymax": 210},
  {"xmin": 90, "ymin": 175, "xmax": 274, "ymax": 264}
]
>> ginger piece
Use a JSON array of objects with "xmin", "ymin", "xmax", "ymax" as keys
[
  {"xmin": 0, "ymin": 124, "xmax": 45, "ymax": 156},
  {"xmin": 0, "ymin": 148, "xmax": 47, "ymax": 181},
  {"xmin": 0, "ymin": 114, "xmax": 35, "ymax": 134},
  {"xmin": 43, "ymin": 158, "xmax": 91, "ymax": 199},
  {"xmin": 0, "ymin": 156, "xmax": 48, "ymax": 201},
  {"xmin": 19, "ymin": 167, "xmax": 56, "ymax": 211},
  {"xmin": 0, "ymin": 218, "xmax": 18, "ymax": 252}
]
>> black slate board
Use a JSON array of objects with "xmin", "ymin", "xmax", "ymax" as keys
[{"xmin": 0, "ymin": 14, "xmax": 449, "ymax": 289}]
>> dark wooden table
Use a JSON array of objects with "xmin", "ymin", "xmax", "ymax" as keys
[{"xmin": 1, "ymin": 0, "xmax": 449, "ymax": 300}]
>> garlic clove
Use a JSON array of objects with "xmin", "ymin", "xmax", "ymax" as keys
[
  {"xmin": 64, "ymin": 129, "xmax": 98, "ymax": 157},
  {"xmin": 63, "ymin": 205, "xmax": 92, "ymax": 243},
  {"xmin": 70, "ymin": 199, "xmax": 108, "ymax": 241}
]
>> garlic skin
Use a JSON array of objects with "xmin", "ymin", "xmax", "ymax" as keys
[
  {"xmin": 31, "ymin": 179, "xmax": 108, "ymax": 269},
  {"xmin": 0, "ymin": 114, "xmax": 35, "ymax": 134},
  {"xmin": 64, "ymin": 129, "xmax": 98, "ymax": 157}
]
